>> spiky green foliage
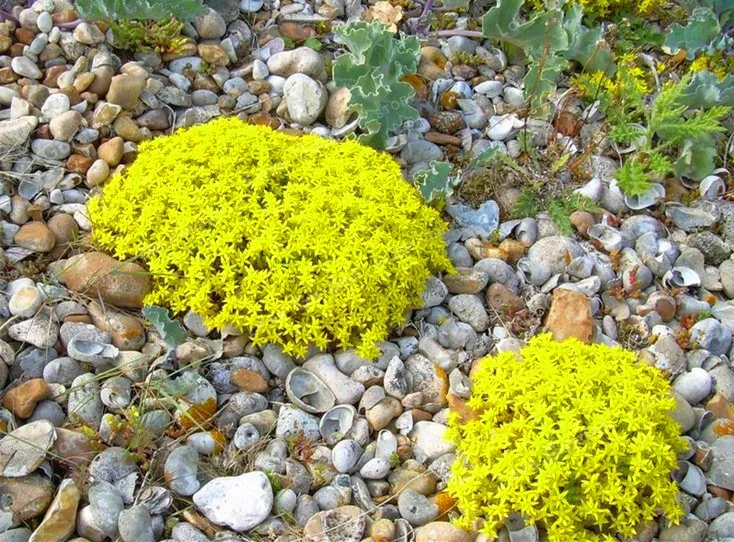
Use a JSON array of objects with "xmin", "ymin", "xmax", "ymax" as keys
[
  {"xmin": 665, "ymin": 0, "xmax": 734, "ymax": 59},
  {"xmin": 333, "ymin": 22, "xmax": 420, "ymax": 150},
  {"xmin": 76, "ymin": 0, "xmax": 206, "ymax": 22},
  {"xmin": 413, "ymin": 161, "xmax": 459, "ymax": 205},
  {"xmin": 614, "ymin": 75, "xmax": 731, "ymax": 196},
  {"xmin": 514, "ymin": 186, "xmax": 598, "ymax": 234},
  {"xmin": 481, "ymin": 0, "xmax": 614, "ymax": 115},
  {"xmin": 142, "ymin": 305, "xmax": 187, "ymax": 351},
  {"xmin": 447, "ymin": 335, "xmax": 685, "ymax": 541}
]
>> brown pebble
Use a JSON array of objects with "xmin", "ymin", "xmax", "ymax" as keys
[
  {"xmin": 707, "ymin": 394, "xmax": 733, "ymax": 420},
  {"xmin": 231, "ymin": 368, "xmax": 269, "ymax": 393},
  {"xmin": 0, "ymin": 67, "xmax": 18, "ymax": 84},
  {"xmin": 98, "ymin": 136, "xmax": 124, "ymax": 166},
  {"xmin": 66, "ymin": 154, "xmax": 94, "ymax": 174},
  {"xmin": 485, "ymin": 283, "xmax": 525, "ymax": 317},
  {"xmin": 498, "ymin": 238, "xmax": 525, "ymax": 263},
  {"xmin": 43, "ymin": 65, "xmax": 65, "ymax": 88},
  {"xmin": 570, "ymin": 210, "xmax": 594, "ymax": 236},
  {"xmin": 14, "ymin": 222, "xmax": 56, "ymax": 252},
  {"xmin": 47, "ymin": 213, "xmax": 79, "ymax": 247},
  {"xmin": 14, "ymin": 27, "xmax": 34, "ymax": 45},
  {"xmin": 3, "ymin": 378, "xmax": 48, "ymax": 418}
]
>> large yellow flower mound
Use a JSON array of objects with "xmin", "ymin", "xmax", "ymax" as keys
[
  {"xmin": 446, "ymin": 334, "xmax": 686, "ymax": 541},
  {"xmin": 88, "ymin": 117, "xmax": 451, "ymax": 358}
]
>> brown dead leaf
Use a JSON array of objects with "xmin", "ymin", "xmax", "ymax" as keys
[{"xmin": 364, "ymin": 1, "xmax": 403, "ymax": 32}]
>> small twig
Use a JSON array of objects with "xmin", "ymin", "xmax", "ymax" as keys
[{"xmin": 428, "ymin": 29, "xmax": 484, "ymax": 38}]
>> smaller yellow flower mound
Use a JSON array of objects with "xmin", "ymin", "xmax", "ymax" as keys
[
  {"xmin": 446, "ymin": 334, "xmax": 685, "ymax": 541},
  {"xmin": 88, "ymin": 117, "xmax": 451, "ymax": 358}
]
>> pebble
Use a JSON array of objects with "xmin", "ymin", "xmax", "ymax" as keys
[
  {"xmin": 57, "ymin": 252, "xmax": 151, "ymax": 308},
  {"xmin": 398, "ymin": 489, "xmax": 439, "ymax": 526},
  {"xmin": 0, "ymin": 420, "xmax": 56, "ymax": 477},
  {"xmin": 283, "ymin": 74, "xmax": 327, "ymax": 125},
  {"xmin": 409, "ymin": 422, "xmax": 455, "ymax": 460},
  {"xmin": 3, "ymin": 379, "xmax": 48, "ymax": 419},
  {"xmin": 267, "ymin": 47, "xmax": 325, "ymax": 78},
  {"xmin": 193, "ymin": 472, "xmax": 273, "ymax": 531}
]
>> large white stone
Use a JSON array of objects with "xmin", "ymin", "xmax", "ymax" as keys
[{"xmin": 193, "ymin": 472, "xmax": 273, "ymax": 531}]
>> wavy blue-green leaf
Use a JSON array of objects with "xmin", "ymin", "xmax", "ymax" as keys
[
  {"xmin": 142, "ymin": 305, "xmax": 187, "ymax": 351},
  {"xmin": 76, "ymin": 0, "xmax": 206, "ymax": 22}
]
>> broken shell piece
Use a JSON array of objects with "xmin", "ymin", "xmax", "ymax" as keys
[
  {"xmin": 285, "ymin": 368, "xmax": 335, "ymax": 414},
  {"xmin": 699, "ymin": 174, "xmax": 726, "ymax": 201},
  {"xmin": 588, "ymin": 223, "xmax": 624, "ymax": 253},
  {"xmin": 319, "ymin": 405, "xmax": 356, "ymax": 445},
  {"xmin": 624, "ymin": 183, "xmax": 665, "ymax": 210},
  {"xmin": 662, "ymin": 267, "xmax": 701, "ymax": 289}
]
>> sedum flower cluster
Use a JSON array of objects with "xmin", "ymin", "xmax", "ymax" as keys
[
  {"xmin": 88, "ymin": 117, "xmax": 451, "ymax": 358},
  {"xmin": 446, "ymin": 334, "xmax": 685, "ymax": 541}
]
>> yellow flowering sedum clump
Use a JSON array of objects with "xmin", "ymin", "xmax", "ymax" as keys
[
  {"xmin": 447, "ymin": 334, "xmax": 685, "ymax": 541},
  {"xmin": 88, "ymin": 117, "xmax": 451, "ymax": 358}
]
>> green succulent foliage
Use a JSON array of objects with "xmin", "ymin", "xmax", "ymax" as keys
[
  {"xmin": 481, "ymin": 0, "xmax": 614, "ymax": 115},
  {"xmin": 76, "ymin": 0, "xmax": 206, "ymax": 21},
  {"xmin": 665, "ymin": 0, "xmax": 733, "ymax": 59},
  {"xmin": 142, "ymin": 305, "xmax": 187, "ymax": 351},
  {"xmin": 413, "ymin": 161, "xmax": 459, "ymax": 204},
  {"xmin": 679, "ymin": 71, "xmax": 734, "ymax": 108},
  {"xmin": 333, "ymin": 22, "xmax": 420, "ymax": 150}
]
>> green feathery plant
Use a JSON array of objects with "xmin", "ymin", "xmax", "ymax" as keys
[{"xmin": 613, "ymin": 74, "xmax": 731, "ymax": 196}]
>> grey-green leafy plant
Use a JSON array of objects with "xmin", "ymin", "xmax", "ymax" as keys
[
  {"xmin": 413, "ymin": 161, "xmax": 459, "ymax": 204},
  {"xmin": 142, "ymin": 305, "xmax": 187, "ymax": 352},
  {"xmin": 678, "ymin": 70, "xmax": 734, "ymax": 108},
  {"xmin": 613, "ymin": 73, "xmax": 731, "ymax": 196},
  {"xmin": 481, "ymin": 0, "xmax": 614, "ymax": 116},
  {"xmin": 333, "ymin": 21, "xmax": 420, "ymax": 150},
  {"xmin": 76, "ymin": 0, "xmax": 207, "ymax": 22},
  {"xmin": 664, "ymin": 0, "xmax": 733, "ymax": 59}
]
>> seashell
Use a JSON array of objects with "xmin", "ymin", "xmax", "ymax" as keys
[
  {"xmin": 285, "ymin": 368, "xmax": 335, "ymax": 414},
  {"xmin": 137, "ymin": 486, "xmax": 173, "ymax": 516},
  {"xmin": 375, "ymin": 430, "xmax": 397, "ymax": 461},
  {"xmin": 431, "ymin": 78, "xmax": 455, "ymax": 104},
  {"xmin": 665, "ymin": 204, "xmax": 718, "ymax": 231},
  {"xmin": 395, "ymin": 518, "xmax": 415, "ymax": 542},
  {"xmin": 517, "ymin": 258, "xmax": 551, "ymax": 286},
  {"xmin": 611, "ymin": 123, "xmax": 645, "ymax": 154},
  {"xmin": 253, "ymin": 38, "xmax": 284, "ymax": 61},
  {"xmin": 635, "ymin": 231, "xmax": 658, "ymax": 257},
  {"xmin": 693, "ymin": 409, "xmax": 714, "ymax": 439},
  {"xmin": 540, "ymin": 274, "xmax": 562, "ymax": 294},
  {"xmin": 449, "ymin": 368, "xmax": 471, "ymax": 398},
  {"xmin": 677, "ymin": 461, "xmax": 707, "ymax": 496},
  {"xmin": 319, "ymin": 405, "xmax": 356, "ymax": 445},
  {"xmin": 515, "ymin": 218, "xmax": 538, "ymax": 247},
  {"xmin": 359, "ymin": 386, "xmax": 386, "ymax": 414},
  {"xmin": 588, "ymin": 223, "xmax": 624, "ymax": 253},
  {"xmin": 662, "ymin": 267, "xmax": 701, "ymax": 289},
  {"xmin": 499, "ymin": 219, "xmax": 521, "ymax": 241},
  {"xmin": 332, "ymin": 117, "xmax": 360, "ymax": 139},
  {"xmin": 68, "ymin": 338, "xmax": 119, "ymax": 365},
  {"xmin": 699, "ymin": 173, "xmax": 726, "ymax": 200},
  {"xmin": 100, "ymin": 376, "xmax": 132, "ymax": 411},
  {"xmin": 589, "ymin": 296, "xmax": 602, "ymax": 315},
  {"xmin": 657, "ymin": 238, "xmax": 679, "ymax": 263},
  {"xmin": 394, "ymin": 410, "xmax": 413, "ymax": 435},
  {"xmin": 385, "ymin": 133, "xmax": 408, "ymax": 153},
  {"xmin": 574, "ymin": 177, "xmax": 603, "ymax": 202},
  {"xmin": 567, "ymin": 255, "xmax": 594, "ymax": 279},
  {"xmin": 624, "ymin": 183, "xmax": 665, "ymax": 210}
]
